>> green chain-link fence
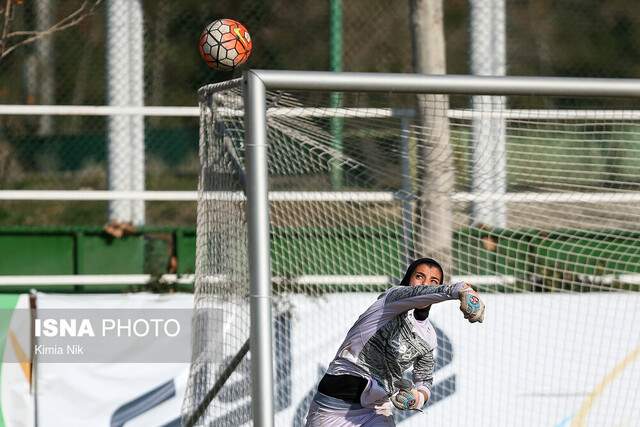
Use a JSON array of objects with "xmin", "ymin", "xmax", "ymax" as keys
[{"xmin": 0, "ymin": 0, "xmax": 639, "ymax": 226}]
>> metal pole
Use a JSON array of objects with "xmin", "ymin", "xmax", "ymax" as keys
[
  {"xmin": 129, "ymin": 0, "xmax": 146, "ymax": 226},
  {"xmin": 243, "ymin": 70, "xmax": 275, "ymax": 427},
  {"xmin": 107, "ymin": 0, "xmax": 133, "ymax": 223},
  {"xmin": 254, "ymin": 70, "xmax": 640, "ymax": 97},
  {"xmin": 36, "ymin": 0, "xmax": 54, "ymax": 136},
  {"xmin": 492, "ymin": 0, "xmax": 507, "ymax": 227},
  {"xmin": 470, "ymin": 0, "xmax": 507, "ymax": 228},
  {"xmin": 330, "ymin": 0, "xmax": 344, "ymax": 189},
  {"xmin": 470, "ymin": 0, "xmax": 494, "ymax": 226},
  {"xmin": 106, "ymin": 0, "xmax": 145, "ymax": 226}
]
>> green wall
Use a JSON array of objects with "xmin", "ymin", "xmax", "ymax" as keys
[
  {"xmin": 1, "ymin": 226, "xmax": 639, "ymax": 293},
  {"xmin": 0, "ymin": 227, "xmax": 195, "ymax": 292}
]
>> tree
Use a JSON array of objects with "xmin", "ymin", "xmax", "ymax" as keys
[
  {"xmin": 0, "ymin": 0, "xmax": 103, "ymax": 61},
  {"xmin": 409, "ymin": 0, "xmax": 454, "ymax": 273}
]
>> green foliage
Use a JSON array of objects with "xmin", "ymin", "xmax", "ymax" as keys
[{"xmin": 2, "ymin": 1, "xmax": 640, "ymax": 229}]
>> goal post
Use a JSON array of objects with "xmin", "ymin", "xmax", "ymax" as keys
[
  {"xmin": 183, "ymin": 70, "xmax": 640, "ymax": 426},
  {"xmin": 244, "ymin": 71, "xmax": 275, "ymax": 427}
]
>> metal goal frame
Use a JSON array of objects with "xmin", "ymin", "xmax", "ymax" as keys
[{"xmin": 209, "ymin": 70, "xmax": 640, "ymax": 427}]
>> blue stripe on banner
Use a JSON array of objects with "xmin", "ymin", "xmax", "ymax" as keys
[
  {"xmin": 110, "ymin": 379, "xmax": 176, "ymax": 427},
  {"xmin": 554, "ymin": 415, "xmax": 573, "ymax": 427}
]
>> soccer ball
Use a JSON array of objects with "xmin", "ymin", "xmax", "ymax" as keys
[{"xmin": 198, "ymin": 19, "xmax": 253, "ymax": 71}]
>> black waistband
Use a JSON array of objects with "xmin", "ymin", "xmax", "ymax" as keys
[{"xmin": 317, "ymin": 373, "xmax": 368, "ymax": 403}]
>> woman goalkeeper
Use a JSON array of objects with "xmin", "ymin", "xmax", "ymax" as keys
[{"xmin": 304, "ymin": 257, "xmax": 485, "ymax": 427}]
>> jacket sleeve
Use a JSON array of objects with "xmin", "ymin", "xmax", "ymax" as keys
[
  {"xmin": 412, "ymin": 348, "xmax": 435, "ymax": 400},
  {"xmin": 381, "ymin": 282, "xmax": 465, "ymax": 317}
]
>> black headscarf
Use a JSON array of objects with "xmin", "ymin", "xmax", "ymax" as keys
[
  {"xmin": 399, "ymin": 257, "xmax": 444, "ymax": 320},
  {"xmin": 399, "ymin": 257, "xmax": 444, "ymax": 286}
]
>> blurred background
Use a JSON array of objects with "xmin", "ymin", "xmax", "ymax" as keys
[
  {"xmin": 1, "ymin": 0, "xmax": 640, "ymax": 227},
  {"xmin": 1, "ymin": 2, "xmax": 640, "ymax": 426}
]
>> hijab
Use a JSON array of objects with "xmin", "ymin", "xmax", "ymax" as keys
[{"xmin": 399, "ymin": 257, "xmax": 444, "ymax": 320}]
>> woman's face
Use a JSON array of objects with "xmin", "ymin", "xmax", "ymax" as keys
[{"xmin": 409, "ymin": 264, "xmax": 442, "ymax": 287}]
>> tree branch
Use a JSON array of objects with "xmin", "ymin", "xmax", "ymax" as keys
[
  {"xmin": 0, "ymin": 0, "xmax": 13, "ymax": 57},
  {"xmin": 0, "ymin": 0, "xmax": 103, "ymax": 61}
]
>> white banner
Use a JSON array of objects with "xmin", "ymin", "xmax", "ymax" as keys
[
  {"xmin": 1, "ymin": 293, "xmax": 193, "ymax": 427},
  {"xmin": 274, "ymin": 293, "xmax": 640, "ymax": 427},
  {"xmin": 2, "ymin": 292, "xmax": 639, "ymax": 426},
  {"xmin": 1, "ymin": 294, "xmax": 33, "ymax": 427},
  {"xmin": 36, "ymin": 292, "xmax": 192, "ymax": 427}
]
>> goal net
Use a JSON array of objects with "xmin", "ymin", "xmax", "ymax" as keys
[{"xmin": 182, "ymin": 73, "xmax": 640, "ymax": 426}]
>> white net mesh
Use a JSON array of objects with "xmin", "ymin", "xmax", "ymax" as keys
[{"xmin": 183, "ymin": 77, "xmax": 640, "ymax": 426}]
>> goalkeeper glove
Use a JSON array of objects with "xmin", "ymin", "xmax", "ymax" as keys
[
  {"xmin": 390, "ymin": 379, "xmax": 425, "ymax": 411},
  {"xmin": 459, "ymin": 285, "xmax": 485, "ymax": 323}
]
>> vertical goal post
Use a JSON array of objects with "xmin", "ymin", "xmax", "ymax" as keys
[{"xmin": 186, "ymin": 70, "xmax": 640, "ymax": 427}]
